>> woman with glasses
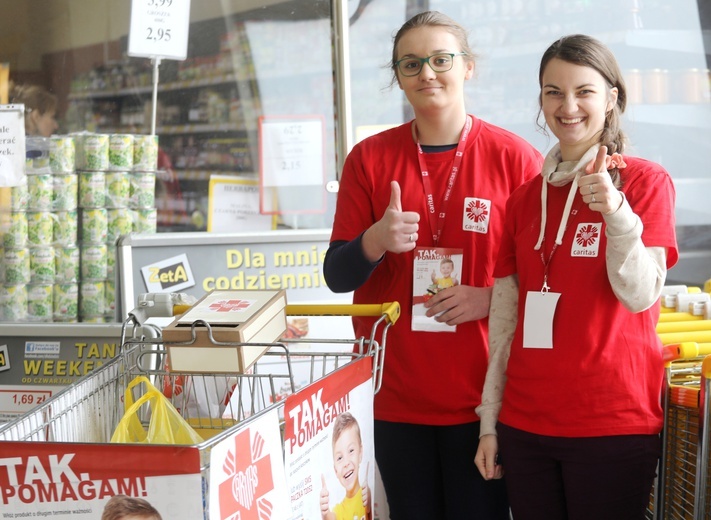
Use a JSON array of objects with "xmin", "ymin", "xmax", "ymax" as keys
[
  {"xmin": 474, "ymin": 34, "xmax": 678, "ymax": 520},
  {"xmin": 324, "ymin": 11, "xmax": 542, "ymax": 519}
]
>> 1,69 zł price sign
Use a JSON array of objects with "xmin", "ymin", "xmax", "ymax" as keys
[{"xmin": 128, "ymin": 0, "xmax": 191, "ymax": 60}]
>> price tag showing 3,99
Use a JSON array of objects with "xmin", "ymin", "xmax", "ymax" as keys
[{"xmin": 128, "ymin": 0, "xmax": 191, "ymax": 60}]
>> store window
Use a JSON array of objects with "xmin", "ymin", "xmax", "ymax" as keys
[
  {"xmin": 347, "ymin": 0, "xmax": 711, "ymax": 286},
  {"xmin": 0, "ymin": 0, "xmax": 709, "ymax": 325}
]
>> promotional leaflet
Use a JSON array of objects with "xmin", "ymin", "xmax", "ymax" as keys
[
  {"xmin": 411, "ymin": 247, "xmax": 463, "ymax": 332},
  {"xmin": 283, "ymin": 357, "xmax": 375, "ymax": 520}
]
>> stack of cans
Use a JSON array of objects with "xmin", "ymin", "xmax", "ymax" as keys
[{"xmin": 0, "ymin": 132, "xmax": 159, "ymax": 323}]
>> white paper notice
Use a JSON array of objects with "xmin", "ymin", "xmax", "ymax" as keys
[
  {"xmin": 128, "ymin": 0, "xmax": 191, "ymax": 60},
  {"xmin": 260, "ymin": 118, "xmax": 324, "ymax": 187},
  {"xmin": 0, "ymin": 105, "xmax": 26, "ymax": 187},
  {"xmin": 207, "ymin": 175, "xmax": 274, "ymax": 232},
  {"xmin": 523, "ymin": 291, "xmax": 561, "ymax": 349}
]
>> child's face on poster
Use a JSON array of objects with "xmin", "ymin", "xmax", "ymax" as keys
[{"xmin": 333, "ymin": 426, "xmax": 363, "ymax": 493}]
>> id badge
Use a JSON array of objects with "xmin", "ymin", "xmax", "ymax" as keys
[{"xmin": 523, "ymin": 291, "xmax": 561, "ymax": 349}]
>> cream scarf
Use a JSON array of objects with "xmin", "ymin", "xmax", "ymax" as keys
[{"xmin": 534, "ymin": 143, "xmax": 601, "ymax": 250}]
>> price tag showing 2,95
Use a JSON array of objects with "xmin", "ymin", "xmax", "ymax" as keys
[{"xmin": 128, "ymin": 0, "xmax": 191, "ymax": 60}]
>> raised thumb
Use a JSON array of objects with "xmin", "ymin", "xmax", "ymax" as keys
[{"xmin": 388, "ymin": 181, "xmax": 402, "ymax": 212}]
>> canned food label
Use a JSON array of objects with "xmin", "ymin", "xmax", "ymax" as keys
[
  {"xmin": 81, "ymin": 208, "xmax": 108, "ymax": 243},
  {"xmin": 3, "ymin": 212, "xmax": 28, "ymax": 249},
  {"xmin": 30, "ymin": 247, "xmax": 56, "ymax": 284},
  {"xmin": 27, "ymin": 284, "xmax": 53, "ymax": 322},
  {"xmin": 133, "ymin": 135, "xmax": 159, "ymax": 171},
  {"xmin": 105, "ymin": 172, "xmax": 130, "ymax": 208},
  {"xmin": 52, "ymin": 174, "xmax": 79, "ymax": 211},
  {"xmin": 109, "ymin": 134, "xmax": 134, "ymax": 170},
  {"xmin": 129, "ymin": 172, "xmax": 156, "ymax": 208},
  {"xmin": 55, "ymin": 246, "xmax": 80, "ymax": 283},
  {"xmin": 78, "ymin": 171, "xmax": 106, "ymax": 208},
  {"xmin": 81, "ymin": 244, "xmax": 108, "ymax": 280},
  {"xmin": 27, "ymin": 174, "xmax": 53, "ymax": 210},
  {"xmin": 82, "ymin": 134, "xmax": 109, "ymax": 170},
  {"xmin": 50, "ymin": 136, "xmax": 76, "ymax": 173},
  {"xmin": 10, "ymin": 181, "xmax": 29, "ymax": 210},
  {"xmin": 27, "ymin": 211, "xmax": 55, "ymax": 246},
  {"xmin": 132, "ymin": 208, "xmax": 157, "ymax": 234},
  {"xmin": 80, "ymin": 281, "xmax": 105, "ymax": 316},
  {"xmin": 53, "ymin": 210, "xmax": 79, "ymax": 246},
  {"xmin": 54, "ymin": 283, "xmax": 79, "ymax": 319},
  {"xmin": 2, "ymin": 248, "xmax": 30, "ymax": 284},
  {"xmin": 0, "ymin": 284, "xmax": 28, "ymax": 321}
]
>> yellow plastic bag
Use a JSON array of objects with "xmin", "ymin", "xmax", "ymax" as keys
[{"xmin": 111, "ymin": 375, "xmax": 204, "ymax": 445}]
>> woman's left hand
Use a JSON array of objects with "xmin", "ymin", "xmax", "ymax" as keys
[
  {"xmin": 423, "ymin": 285, "xmax": 492, "ymax": 325},
  {"xmin": 578, "ymin": 145, "xmax": 623, "ymax": 215}
]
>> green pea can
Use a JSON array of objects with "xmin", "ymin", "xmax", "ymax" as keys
[
  {"xmin": 2, "ymin": 248, "xmax": 30, "ymax": 284},
  {"xmin": 55, "ymin": 245, "xmax": 79, "ymax": 283},
  {"xmin": 3, "ymin": 212, "xmax": 28, "ymax": 249},
  {"xmin": 106, "ymin": 244, "xmax": 116, "ymax": 279},
  {"xmin": 79, "ymin": 280, "xmax": 105, "ymax": 318},
  {"xmin": 52, "ymin": 174, "xmax": 78, "ymax": 211},
  {"xmin": 105, "ymin": 172, "xmax": 130, "ymax": 208},
  {"xmin": 78, "ymin": 171, "xmax": 106, "ymax": 208},
  {"xmin": 53, "ymin": 210, "xmax": 78, "ymax": 246},
  {"xmin": 80, "ymin": 134, "xmax": 109, "ymax": 170},
  {"xmin": 129, "ymin": 171, "xmax": 156, "ymax": 208},
  {"xmin": 53, "ymin": 283, "xmax": 79, "ymax": 321},
  {"xmin": 80, "ymin": 243, "xmax": 107, "ymax": 280},
  {"xmin": 132, "ymin": 208, "xmax": 157, "ymax": 234},
  {"xmin": 106, "ymin": 208, "xmax": 133, "ymax": 242},
  {"xmin": 27, "ymin": 173, "xmax": 53, "ymax": 210},
  {"xmin": 109, "ymin": 134, "xmax": 134, "ymax": 171},
  {"xmin": 29, "ymin": 246, "xmax": 56, "ymax": 284},
  {"xmin": 80, "ymin": 208, "xmax": 108, "ymax": 243},
  {"xmin": 133, "ymin": 135, "xmax": 159, "ymax": 171},
  {"xmin": 104, "ymin": 279, "xmax": 116, "ymax": 317},
  {"xmin": 27, "ymin": 211, "xmax": 55, "ymax": 246},
  {"xmin": 10, "ymin": 179, "xmax": 29, "ymax": 210},
  {"xmin": 50, "ymin": 136, "xmax": 76, "ymax": 173},
  {"xmin": 0, "ymin": 284, "xmax": 28, "ymax": 321},
  {"xmin": 27, "ymin": 283, "xmax": 53, "ymax": 322}
]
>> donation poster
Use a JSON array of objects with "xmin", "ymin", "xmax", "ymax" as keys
[
  {"xmin": 208, "ymin": 408, "xmax": 289, "ymax": 520},
  {"xmin": 0, "ymin": 442, "xmax": 203, "ymax": 519},
  {"xmin": 283, "ymin": 357, "xmax": 374, "ymax": 520}
]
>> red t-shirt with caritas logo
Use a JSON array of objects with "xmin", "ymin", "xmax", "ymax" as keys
[{"xmin": 495, "ymin": 156, "xmax": 678, "ymax": 437}]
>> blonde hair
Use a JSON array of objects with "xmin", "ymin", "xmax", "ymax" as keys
[
  {"xmin": 11, "ymin": 84, "xmax": 57, "ymax": 116},
  {"xmin": 101, "ymin": 495, "xmax": 162, "ymax": 520}
]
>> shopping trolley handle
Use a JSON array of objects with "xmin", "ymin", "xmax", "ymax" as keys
[
  {"xmin": 662, "ymin": 342, "xmax": 711, "ymax": 363},
  {"xmin": 285, "ymin": 302, "xmax": 401, "ymax": 325},
  {"xmin": 129, "ymin": 292, "xmax": 197, "ymax": 325}
]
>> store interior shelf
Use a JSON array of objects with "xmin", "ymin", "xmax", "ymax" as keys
[
  {"xmin": 174, "ymin": 169, "xmax": 257, "ymax": 181},
  {"xmin": 68, "ymin": 73, "xmax": 245, "ymax": 100},
  {"xmin": 626, "ymin": 104, "xmax": 711, "ymax": 128}
]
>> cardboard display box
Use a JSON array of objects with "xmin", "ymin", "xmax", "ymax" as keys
[{"xmin": 162, "ymin": 289, "xmax": 287, "ymax": 373}]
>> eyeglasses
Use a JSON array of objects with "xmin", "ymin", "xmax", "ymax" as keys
[{"xmin": 394, "ymin": 53, "xmax": 468, "ymax": 77}]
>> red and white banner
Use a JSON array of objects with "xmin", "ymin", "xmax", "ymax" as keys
[
  {"xmin": 209, "ymin": 408, "xmax": 289, "ymax": 520},
  {"xmin": 0, "ymin": 442, "xmax": 203, "ymax": 518},
  {"xmin": 283, "ymin": 356, "xmax": 374, "ymax": 520}
]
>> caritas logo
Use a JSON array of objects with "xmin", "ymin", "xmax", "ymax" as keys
[
  {"xmin": 218, "ymin": 430, "xmax": 275, "ymax": 519},
  {"xmin": 462, "ymin": 197, "xmax": 491, "ymax": 234},
  {"xmin": 571, "ymin": 223, "xmax": 601, "ymax": 257}
]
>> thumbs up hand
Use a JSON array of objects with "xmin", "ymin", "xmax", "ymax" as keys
[
  {"xmin": 362, "ymin": 181, "xmax": 420, "ymax": 261},
  {"xmin": 320, "ymin": 474, "xmax": 331, "ymax": 519},
  {"xmin": 578, "ymin": 145, "xmax": 624, "ymax": 215}
]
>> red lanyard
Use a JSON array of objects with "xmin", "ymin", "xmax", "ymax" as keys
[{"xmin": 415, "ymin": 115, "xmax": 472, "ymax": 246}]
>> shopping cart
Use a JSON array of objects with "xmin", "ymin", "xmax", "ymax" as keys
[
  {"xmin": 647, "ymin": 342, "xmax": 711, "ymax": 520},
  {"xmin": 0, "ymin": 295, "xmax": 400, "ymax": 519}
]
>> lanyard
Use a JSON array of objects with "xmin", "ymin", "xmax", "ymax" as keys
[
  {"xmin": 539, "ymin": 241, "xmax": 558, "ymax": 293},
  {"xmin": 415, "ymin": 115, "xmax": 472, "ymax": 246}
]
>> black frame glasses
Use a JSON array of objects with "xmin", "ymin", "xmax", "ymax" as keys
[{"xmin": 394, "ymin": 52, "xmax": 468, "ymax": 77}]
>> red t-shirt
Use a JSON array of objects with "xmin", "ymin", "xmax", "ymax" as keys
[
  {"xmin": 496, "ymin": 156, "xmax": 678, "ymax": 436},
  {"xmin": 330, "ymin": 117, "xmax": 542, "ymax": 424}
]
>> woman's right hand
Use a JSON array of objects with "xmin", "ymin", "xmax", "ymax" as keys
[
  {"xmin": 362, "ymin": 181, "xmax": 420, "ymax": 261},
  {"xmin": 475, "ymin": 434, "xmax": 504, "ymax": 480}
]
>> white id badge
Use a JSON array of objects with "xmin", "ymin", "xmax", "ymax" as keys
[{"xmin": 523, "ymin": 291, "xmax": 561, "ymax": 349}]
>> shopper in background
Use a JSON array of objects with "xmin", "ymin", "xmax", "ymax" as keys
[
  {"xmin": 10, "ymin": 84, "xmax": 59, "ymax": 137},
  {"xmin": 101, "ymin": 495, "xmax": 162, "ymax": 520},
  {"xmin": 323, "ymin": 11, "xmax": 542, "ymax": 519},
  {"xmin": 474, "ymin": 34, "xmax": 678, "ymax": 520}
]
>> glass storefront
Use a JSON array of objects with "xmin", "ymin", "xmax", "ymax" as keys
[{"xmin": 0, "ymin": 0, "xmax": 709, "ymax": 323}]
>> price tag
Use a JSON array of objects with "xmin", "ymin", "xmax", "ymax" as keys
[
  {"xmin": 128, "ymin": 0, "xmax": 191, "ymax": 60},
  {"xmin": 259, "ymin": 116, "xmax": 325, "ymax": 188},
  {"xmin": 0, "ymin": 387, "xmax": 52, "ymax": 416}
]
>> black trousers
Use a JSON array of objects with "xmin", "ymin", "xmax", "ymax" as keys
[
  {"xmin": 497, "ymin": 423, "xmax": 660, "ymax": 520},
  {"xmin": 375, "ymin": 420, "xmax": 510, "ymax": 520}
]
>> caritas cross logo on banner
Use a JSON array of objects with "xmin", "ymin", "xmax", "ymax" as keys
[
  {"xmin": 218, "ymin": 429, "xmax": 275, "ymax": 519},
  {"xmin": 210, "ymin": 299, "xmax": 254, "ymax": 312}
]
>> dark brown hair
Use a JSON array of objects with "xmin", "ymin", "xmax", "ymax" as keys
[
  {"xmin": 10, "ymin": 84, "xmax": 57, "ymax": 116},
  {"xmin": 538, "ymin": 34, "xmax": 627, "ymax": 156}
]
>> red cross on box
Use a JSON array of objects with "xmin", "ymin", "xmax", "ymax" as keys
[{"xmin": 209, "ymin": 299, "xmax": 254, "ymax": 312}]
